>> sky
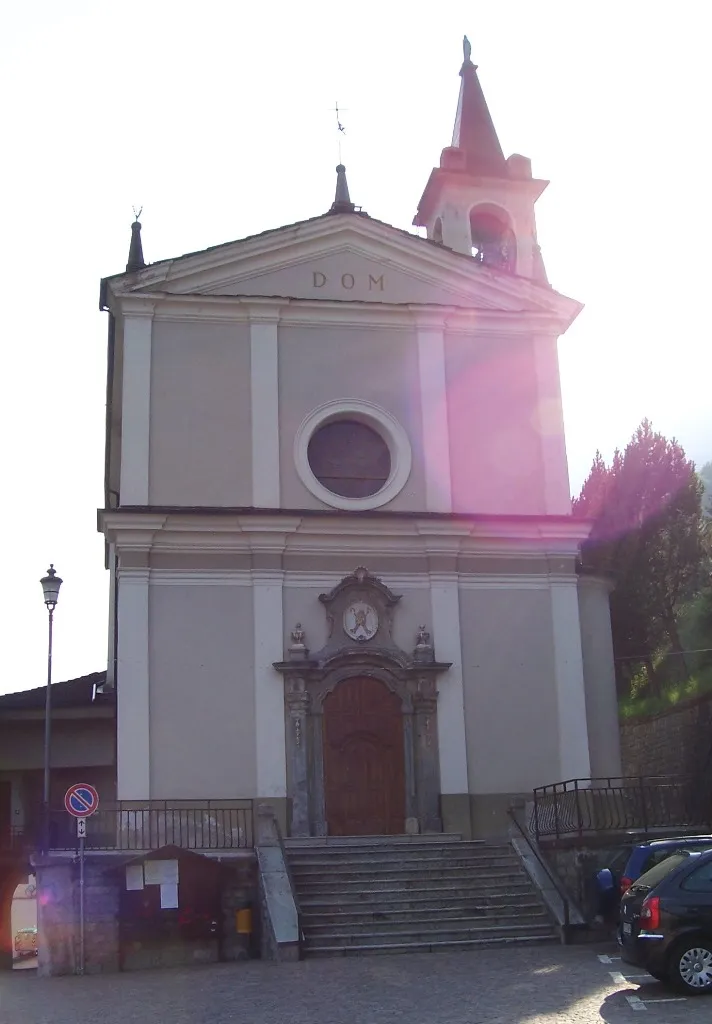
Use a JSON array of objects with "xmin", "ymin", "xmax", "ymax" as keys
[{"xmin": 1, "ymin": 1, "xmax": 710, "ymax": 695}]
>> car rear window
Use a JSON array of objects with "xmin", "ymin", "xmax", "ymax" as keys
[{"xmin": 634, "ymin": 852, "xmax": 689, "ymax": 889}]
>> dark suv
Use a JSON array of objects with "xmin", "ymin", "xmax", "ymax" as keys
[
  {"xmin": 618, "ymin": 836, "xmax": 712, "ymax": 895},
  {"xmin": 618, "ymin": 847, "xmax": 712, "ymax": 994}
]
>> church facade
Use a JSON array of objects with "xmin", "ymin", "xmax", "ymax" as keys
[{"xmin": 98, "ymin": 45, "xmax": 621, "ymax": 840}]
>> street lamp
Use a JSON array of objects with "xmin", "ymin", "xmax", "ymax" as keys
[{"xmin": 40, "ymin": 564, "xmax": 62, "ymax": 852}]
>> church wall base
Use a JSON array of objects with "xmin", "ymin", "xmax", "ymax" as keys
[
  {"xmin": 469, "ymin": 793, "xmax": 529, "ymax": 839},
  {"xmin": 258, "ymin": 798, "xmax": 288, "ymax": 839},
  {"xmin": 440, "ymin": 795, "xmax": 472, "ymax": 838}
]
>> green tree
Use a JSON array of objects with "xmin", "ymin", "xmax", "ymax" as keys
[
  {"xmin": 700, "ymin": 461, "xmax": 712, "ymax": 517},
  {"xmin": 574, "ymin": 421, "xmax": 706, "ymax": 696}
]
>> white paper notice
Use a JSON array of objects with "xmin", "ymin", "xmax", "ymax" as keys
[
  {"xmin": 160, "ymin": 882, "xmax": 179, "ymax": 909},
  {"xmin": 125, "ymin": 864, "xmax": 144, "ymax": 891},
  {"xmin": 144, "ymin": 859, "xmax": 179, "ymax": 886}
]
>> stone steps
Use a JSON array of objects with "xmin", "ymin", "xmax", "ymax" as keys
[
  {"xmin": 293, "ymin": 867, "xmax": 523, "ymax": 886},
  {"xmin": 303, "ymin": 910, "xmax": 550, "ymax": 935},
  {"xmin": 300, "ymin": 890, "xmax": 537, "ymax": 912},
  {"xmin": 305, "ymin": 934, "xmax": 557, "ymax": 957},
  {"xmin": 294, "ymin": 875, "xmax": 528, "ymax": 895},
  {"xmin": 285, "ymin": 834, "xmax": 469, "ymax": 848},
  {"xmin": 286, "ymin": 836, "xmax": 558, "ymax": 957},
  {"xmin": 292, "ymin": 855, "xmax": 519, "ymax": 873}
]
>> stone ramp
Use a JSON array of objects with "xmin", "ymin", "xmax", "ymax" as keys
[{"xmin": 285, "ymin": 835, "xmax": 559, "ymax": 957}]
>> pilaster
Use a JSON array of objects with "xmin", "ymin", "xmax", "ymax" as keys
[
  {"xmin": 412, "ymin": 686, "xmax": 442, "ymax": 831},
  {"xmin": 249, "ymin": 306, "xmax": 281, "ymax": 508},
  {"xmin": 284, "ymin": 674, "xmax": 311, "ymax": 837},
  {"xmin": 550, "ymin": 577, "xmax": 592, "ymax": 780},
  {"xmin": 414, "ymin": 311, "xmax": 453, "ymax": 513},
  {"xmin": 120, "ymin": 313, "xmax": 153, "ymax": 504},
  {"xmin": 429, "ymin": 570, "xmax": 469, "ymax": 796},
  {"xmin": 116, "ymin": 568, "xmax": 150, "ymax": 799},
  {"xmin": 253, "ymin": 570, "xmax": 287, "ymax": 799}
]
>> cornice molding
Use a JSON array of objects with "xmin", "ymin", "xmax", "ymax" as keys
[
  {"xmin": 117, "ymin": 567, "xmax": 563, "ymax": 590},
  {"xmin": 99, "ymin": 509, "xmax": 590, "ymax": 559},
  {"xmin": 104, "ymin": 289, "xmax": 574, "ymax": 336}
]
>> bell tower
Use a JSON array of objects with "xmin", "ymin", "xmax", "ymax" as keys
[{"xmin": 414, "ymin": 37, "xmax": 549, "ymax": 284}]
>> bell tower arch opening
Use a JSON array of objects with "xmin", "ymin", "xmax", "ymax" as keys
[{"xmin": 469, "ymin": 204, "xmax": 516, "ymax": 272}]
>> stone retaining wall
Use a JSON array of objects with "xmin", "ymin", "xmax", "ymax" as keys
[{"xmin": 619, "ymin": 693, "xmax": 712, "ymax": 778}]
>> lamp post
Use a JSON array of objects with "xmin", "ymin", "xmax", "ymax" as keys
[{"xmin": 40, "ymin": 564, "xmax": 62, "ymax": 853}]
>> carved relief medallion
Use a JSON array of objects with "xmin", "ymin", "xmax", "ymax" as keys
[{"xmin": 343, "ymin": 601, "xmax": 379, "ymax": 642}]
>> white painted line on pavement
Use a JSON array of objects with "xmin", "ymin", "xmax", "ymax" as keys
[
  {"xmin": 609, "ymin": 972, "xmax": 650, "ymax": 984},
  {"xmin": 598, "ymin": 954, "xmax": 622, "ymax": 963},
  {"xmin": 642, "ymin": 997, "xmax": 687, "ymax": 1004},
  {"xmin": 625, "ymin": 992, "xmax": 687, "ymax": 1011}
]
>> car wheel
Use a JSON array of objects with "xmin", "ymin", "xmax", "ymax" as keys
[{"xmin": 668, "ymin": 938, "xmax": 712, "ymax": 995}]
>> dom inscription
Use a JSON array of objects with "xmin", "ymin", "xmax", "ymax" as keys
[{"xmin": 312, "ymin": 272, "xmax": 384, "ymax": 291}]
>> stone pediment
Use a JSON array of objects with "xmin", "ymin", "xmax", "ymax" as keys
[{"xmin": 107, "ymin": 213, "xmax": 581, "ymax": 323}]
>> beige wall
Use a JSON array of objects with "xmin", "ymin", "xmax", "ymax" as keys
[
  {"xmin": 459, "ymin": 586, "xmax": 560, "ymax": 793},
  {"xmin": 149, "ymin": 320, "xmax": 252, "ymax": 506},
  {"xmin": 445, "ymin": 333, "xmax": 547, "ymax": 515},
  {"xmin": 148, "ymin": 584, "xmax": 256, "ymax": 799},
  {"xmin": 278, "ymin": 324, "xmax": 426, "ymax": 511},
  {"xmin": 578, "ymin": 576, "xmax": 622, "ymax": 777},
  {"xmin": 142, "ymin": 316, "xmax": 563, "ymax": 519},
  {"xmin": 0, "ymin": 718, "xmax": 115, "ymax": 772}
]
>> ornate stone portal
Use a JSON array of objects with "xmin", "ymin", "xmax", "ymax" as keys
[{"xmin": 274, "ymin": 568, "xmax": 451, "ymax": 837}]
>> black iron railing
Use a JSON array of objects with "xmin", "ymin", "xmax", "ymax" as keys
[
  {"xmin": 47, "ymin": 801, "xmax": 254, "ymax": 851},
  {"xmin": 531, "ymin": 776, "xmax": 712, "ymax": 842},
  {"xmin": 508, "ymin": 809, "xmax": 571, "ymax": 941}
]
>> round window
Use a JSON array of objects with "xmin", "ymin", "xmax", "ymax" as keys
[
  {"xmin": 307, "ymin": 420, "xmax": 391, "ymax": 498},
  {"xmin": 294, "ymin": 400, "xmax": 412, "ymax": 511}
]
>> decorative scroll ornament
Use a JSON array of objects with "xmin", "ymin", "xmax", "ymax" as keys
[{"xmin": 343, "ymin": 601, "xmax": 379, "ymax": 642}]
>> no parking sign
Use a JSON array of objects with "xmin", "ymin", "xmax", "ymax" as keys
[{"xmin": 64, "ymin": 783, "xmax": 100, "ymax": 818}]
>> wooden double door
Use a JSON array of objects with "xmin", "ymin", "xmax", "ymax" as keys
[{"xmin": 322, "ymin": 677, "xmax": 406, "ymax": 836}]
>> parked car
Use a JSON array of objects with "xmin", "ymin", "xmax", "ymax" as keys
[
  {"xmin": 14, "ymin": 927, "xmax": 37, "ymax": 958},
  {"xmin": 618, "ymin": 836, "xmax": 712, "ymax": 895},
  {"xmin": 618, "ymin": 846, "xmax": 712, "ymax": 994}
]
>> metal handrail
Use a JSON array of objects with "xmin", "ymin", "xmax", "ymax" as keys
[
  {"xmin": 47, "ymin": 800, "xmax": 255, "ymax": 851},
  {"xmin": 507, "ymin": 809, "xmax": 571, "ymax": 941},
  {"xmin": 274, "ymin": 819, "xmax": 304, "ymax": 957},
  {"xmin": 531, "ymin": 775, "xmax": 710, "ymax": 841}
]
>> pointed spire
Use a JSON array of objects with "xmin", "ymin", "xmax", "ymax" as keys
[
  {"xmin": 451, "ymin": 38, "xmax": 508, "ymax": 178},
  {"xmin": 126, "ymin": 213, "xmax": 146, "ymax": 273},
  {"xmin": 329, "ymin": 164, "xmax": 356, "ymax": 214}
]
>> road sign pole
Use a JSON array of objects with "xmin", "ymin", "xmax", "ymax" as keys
[
  {"xmin": 79, "ymin": 824, "xmax": 85, "ymax": 975},
  {"xmin": 65, "ymin": 784, "xmax": 100, "ymax": 976}
]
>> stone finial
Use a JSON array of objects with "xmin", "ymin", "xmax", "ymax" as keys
[
  {"xmin": 126, "ymin": 212, "xmax": 146, "ymax": 273},
  {"xmin": 288, "ymin": 623, "xmax": 308, "ymax": 660},
  {"xmin": 416, "ymin": 625, "xmax": 431, "ymax": 647},
  {"xmin": 329, "ymin": 165, "xmax": 356, "ymax": 214},
  {"xmin": 414, "ymin": 624, "xmax": 434, "ymax": 663}
]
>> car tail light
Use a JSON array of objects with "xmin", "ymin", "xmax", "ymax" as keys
[
  {"xmin": 640, "ymin": 896, "xmax": 661, "ymax": 930},
  {"xmin": 620, "ymin": 876, "xmax": 632, "ymax": 895}
]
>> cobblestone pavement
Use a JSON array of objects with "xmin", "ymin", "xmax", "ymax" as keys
[{"xmin": 1, "ymin": 944, "xmax": 710, "ymax": 1024}]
